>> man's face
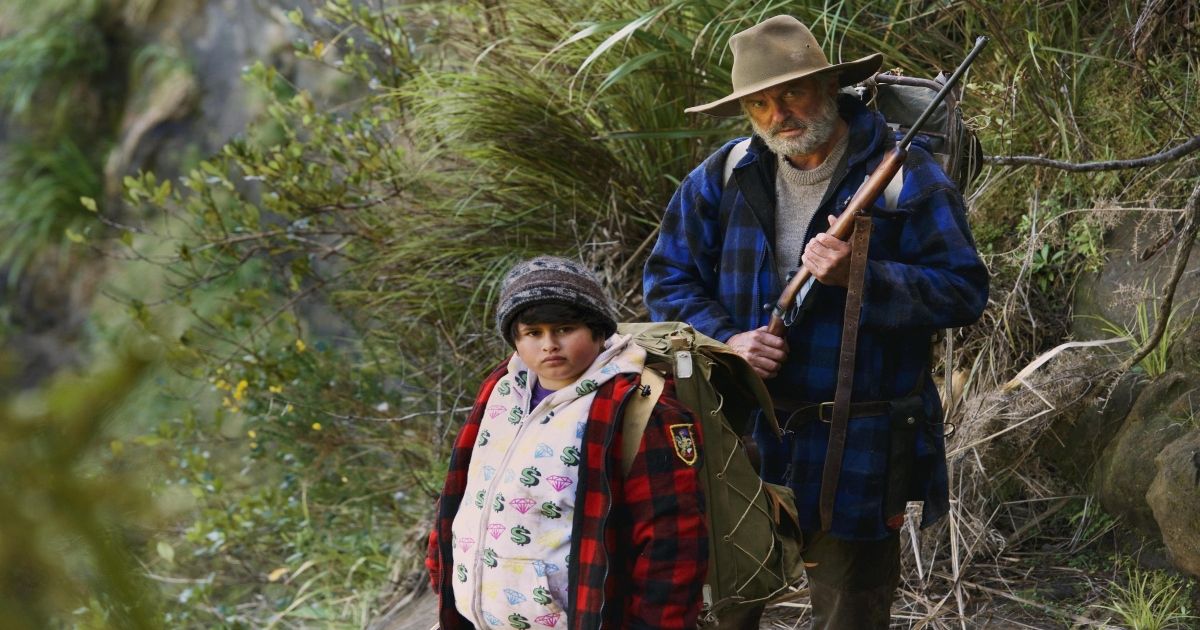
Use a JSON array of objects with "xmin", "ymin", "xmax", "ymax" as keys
[
  {"xmin": 513, "ymin": 321, "xmax": 605, "ymax": 391},
  {"xmin": 741, "ymin": 76, "xmax": 840, "ymax": 158}
]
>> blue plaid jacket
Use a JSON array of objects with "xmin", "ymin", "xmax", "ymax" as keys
[{"xmin": 643, "ymin": 95, "xmax": 988, "ymax": 540}]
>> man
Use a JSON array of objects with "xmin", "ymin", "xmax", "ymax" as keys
[{"xmin": 642, "ymin": 15, "xmax": 988, "ymax": 629}]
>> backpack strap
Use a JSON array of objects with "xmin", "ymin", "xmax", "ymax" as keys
[
  {"xmin": 872, "ymin": 165, "xmax": 904, "ymax": 212},
  {"xmin": 722, "ymin": 138, "xmax": 751, "ymax": 188},
  {"xmin": 621, "ymin": 368, "xmax": 666, "ymax": 476},
  {"xmin": 884, "ymin": 165, "xmax": 903, "ymax": 211}
]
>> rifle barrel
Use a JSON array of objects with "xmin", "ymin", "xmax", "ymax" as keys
[{"xmin": 897, "ymin": 36, "xmax": 989, "ymax": 150}]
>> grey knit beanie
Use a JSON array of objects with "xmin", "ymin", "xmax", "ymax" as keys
[{"xmin": 495, "ymin": 256, "xmax": 617, "ymax": 346}]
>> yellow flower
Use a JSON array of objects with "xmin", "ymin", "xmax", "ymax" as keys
[
  {"xmin": 215, "ymin": 379, "xmax": 230, "ymax": 391},
  {"xmin": 247, "ymin": 430, "xmax": 257, "ymax": 439},
  {"xmin": 295, "ymin": 339, "xmax": 307, "ymax": 353},
  {"xmin": 268, "ymin": 384, "xmax": 283, "ymax": 394},
  {"xmin": 233, "ymin": 379, "xmax": 249, "ymax": 401},
  {"xmin": 283, "ymin": 404, "xmax": 294, "ymax": 415},
  {"xmin": 311, "ymin": 422, "xmax": 322, "ymax": 431},
  {"xmin": 250, "ymin": 441, "xmax": 258, "ymax": 449}
]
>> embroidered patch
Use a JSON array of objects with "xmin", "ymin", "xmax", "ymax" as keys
[{"xmin": 670, "ymin": 423, "xmax": 698, "ymax": 465}]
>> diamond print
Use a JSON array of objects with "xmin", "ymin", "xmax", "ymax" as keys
[
  {"xmin": 546, "ymin": 475, "xmax": 573, "ymax": 492},
  {"xmin": 503, "ymin": 588, "xmax": 527, "ymax": 605}
]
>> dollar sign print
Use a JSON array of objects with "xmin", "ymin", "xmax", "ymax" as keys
[
  {"xmin": 477, "ymin": 429, "xmax": 490, "ymax": 447},
  {"xmin": 519, "ymin": 466, "xmax": 541, "ymax": 487},
  {"xmin": 559, "ymin": 446, "xmax": 580, "ymax": 466},
  {"xmin": 515, "ymin": 371, "xmax": 527, "ymax": 389},
  {"xmin": 575, "ymin": 379, "xmax": 598, "ymax": 396},
  {"xmin": 497, "ymin": 380, "xmax": 511, "ymax": 395},
  {"xmin": 510, "ymin": 525, "xmax": 532, "ymax": 546},
  {"xmin": 539, "ymin": 501, "xmax": 562, "ymax": 519},
  {"xmin": 483, "ymin": 547, "xmax": 497, "ymax": 568},
  {"xmin": 493, "ymin": 492, "xmax": 505, "ymax": 512},
  {"xmin": 456, "ymin": 564, "xmax": 467, "ymax": 583},
  {"xmin": 507, "ymin": 406, "xmax": 523, "ymax": 425},
  {"xmin": 508, "ymin": 613, "xmax": 531, "ymax": 630},
  {"xmin": 474, "ymin": 490, "xmax": 485, "ymax": 509},
  {"xmin": 532, "ymin": 586, "xmax": 552, "ymax": 606}
]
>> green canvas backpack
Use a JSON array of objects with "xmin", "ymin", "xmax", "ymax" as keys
[{"xmin": 616, "ymin": 322, "xmax": 804, "ymax": 626}]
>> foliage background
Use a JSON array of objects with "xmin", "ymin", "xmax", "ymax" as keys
[{"xmin": 1, "ymin": 0, "xmax": 1197, "ymax": 627}]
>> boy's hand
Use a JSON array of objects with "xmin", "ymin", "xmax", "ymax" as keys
[{"xmin": 726, "ymin": 326, "xmax": 788, "ymax": 379}]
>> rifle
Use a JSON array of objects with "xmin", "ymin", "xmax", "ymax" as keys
[{"xmin": 765, "ymin": 36, "xmax": 989, "ymax": 338}]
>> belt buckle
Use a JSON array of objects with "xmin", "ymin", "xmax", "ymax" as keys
[{"xmin": 818, "ymin": 401, "xmax": 834, "ymax": 423}]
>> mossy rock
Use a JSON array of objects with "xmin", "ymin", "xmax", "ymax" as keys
[
  {"xmin": 1073, "ymin": 215, "xmax": 1200, "ymax": 342},
  {"xmin": 1146, "ymin": 428, "xmax": 1200, "ymax": 577},
  {"xmin": 1092, "ymin": 370, "xmax": 1198, "ymax": 536},
  {"xmin": 1037, "ymin": 371, "xmax": 1143, "ymax": 487}
]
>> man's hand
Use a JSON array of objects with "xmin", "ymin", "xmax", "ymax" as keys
[
  {"xmin": 801, "ymin": 214, "xmax": 852, "ymax": 287},
  {"xmin": 726, "ymin": 326, "xmax": 789, "ymax": 379}
]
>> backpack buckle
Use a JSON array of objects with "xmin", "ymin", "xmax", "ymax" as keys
[{"xmin": 818, "ymin": 402, "xmax": 835, "ymax": 423}]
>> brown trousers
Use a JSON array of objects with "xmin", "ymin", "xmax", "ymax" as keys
[{"xmin": 711, "ymin": 531, "xmax": 901, "ymax": 630}]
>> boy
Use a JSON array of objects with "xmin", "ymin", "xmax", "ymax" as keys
[{"xmin": 426, "ymin": 256, "xmax": 708, "ymax": 630}]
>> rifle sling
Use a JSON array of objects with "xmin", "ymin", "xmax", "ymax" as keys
[{"xmin": 818, "ymin": 214, "xmax": 873, "ymax": 532}]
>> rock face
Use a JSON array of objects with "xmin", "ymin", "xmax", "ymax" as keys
[
  {"xmin": 1146, "ymin": 429, "xmax": 1200, "ymax": 577},
  {"xmin": 1073, "ymin": 214, "xmax": 1200, "ymax": 342},
  {"xmin": 2, "ymin": 1, "xmax": 338, "ymax": 391},
  {"xmin": 1093, "ymin": 370, "xmax": 1196, "ymax": 535},
  {"xmin": 1037, "ymin": 372, "xmax": 1143, "ymax": 488},
  {"xmin": 1070, "ymin": 214, "xmax": 1200, "ymax": 574}
]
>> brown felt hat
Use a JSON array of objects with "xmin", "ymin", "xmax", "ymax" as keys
[{"xmin": 686, "ymin": 15, "xmax": 883, "ymax": 117}]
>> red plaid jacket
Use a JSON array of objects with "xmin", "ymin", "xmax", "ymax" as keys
[{"xmin": 426, "ymin": 362, "xmax": 708, "ymax": 629}]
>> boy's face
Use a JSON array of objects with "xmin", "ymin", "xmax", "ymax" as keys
[{"xmin": 513, "ymin": 321, "xmax": 605, "ymax": 391}]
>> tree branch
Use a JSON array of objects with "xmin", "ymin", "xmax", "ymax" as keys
[
  {"xmin": 984, "ymin": 135, "xmax": 1200, "ymax": 171},
  {"xmin": 1122, "ymin": 179, "xmax": 1200, "ymax": 372}
]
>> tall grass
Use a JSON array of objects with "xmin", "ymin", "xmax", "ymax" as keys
[
  {"xmin": 1097, "ymin": 565, "xmax": 1196, "ymax": 630},
  {"xmin": 1091, "ymin": 295, "xmax": 1192, "ymax": 378}
]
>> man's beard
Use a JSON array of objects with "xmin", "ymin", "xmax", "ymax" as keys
[{"xmin": 751, "ymin": 95, "xmax": 840, "ymax": 159}]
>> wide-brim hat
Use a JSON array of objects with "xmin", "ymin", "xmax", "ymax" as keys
[{"xmin": 686, "ymin": 15, "xmax": 883, "ymax": 117}]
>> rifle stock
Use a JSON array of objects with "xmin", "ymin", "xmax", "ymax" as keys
[{"xmin": 764, "ymin": 36, "xmax": 988, "ymax": 338}]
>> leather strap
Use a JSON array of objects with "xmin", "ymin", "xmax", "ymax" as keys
[
  {"xmin": 621, "ymin": 368, "xmax": 665, "ymax": 476},
  {"xmin": 818, "ymin": 214, "xmax": 873, "ymax": 532},
  {"xmin": 774, "ymin": 400, "xmax": 891, "ymax": 430}
]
